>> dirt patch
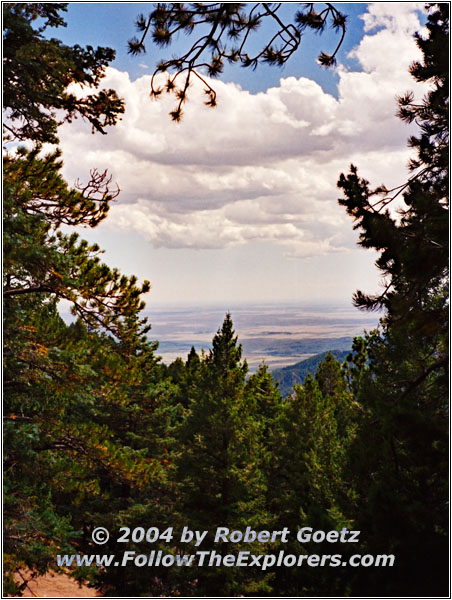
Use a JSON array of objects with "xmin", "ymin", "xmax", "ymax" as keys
[{"xmin": 14, "ymin": 572, "xmax": 100, "ymax": 598}]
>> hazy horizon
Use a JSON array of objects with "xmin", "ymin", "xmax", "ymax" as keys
[{"xmin": 144, "ymin": 301, "xmax": 380, "ymax": 370}]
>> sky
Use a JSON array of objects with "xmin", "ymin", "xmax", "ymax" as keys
[{"xmin": 48, "ymin": 2, "xmax": 428, "ymax": 306}]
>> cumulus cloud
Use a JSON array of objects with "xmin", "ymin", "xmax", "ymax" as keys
[{"xmin": 58, "ymin": 3, "xmax": 427, "ymax": 258}]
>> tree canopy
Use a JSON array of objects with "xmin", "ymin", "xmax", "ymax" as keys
[
  {"xmin": 3, "ymin": 4, "xmax": 158, "ymax": 594},
  {"xmin": 336, "ymin": 4, "xmax": 449, "ymax": 595},
  {"xmin": 3, "ymin": 2, "xmax": 124, "ymax": 143}
]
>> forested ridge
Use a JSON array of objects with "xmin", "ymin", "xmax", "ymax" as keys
[
  {"xmin": 272, "ymin": 350, "xmax": 350, "ymax": 397},
  {"xmin": 3, "ymin": 3, "xmax": 449, "ymax": 597}
]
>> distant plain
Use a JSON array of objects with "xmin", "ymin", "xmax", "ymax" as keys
[{"xmin": 145, "ymin": 302, "xmax": 380, "ymax": 371}]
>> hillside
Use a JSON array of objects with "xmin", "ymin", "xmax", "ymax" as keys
[{"xmin": 272, "ymin": 350, "xmax": 350, "ymax": 397}]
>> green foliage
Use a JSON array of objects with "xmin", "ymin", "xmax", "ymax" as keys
[
  {"xmin": 246, "ymin": 363, "xmax": 283, "ymax": 435},
  {"xmin": 2, "ymin": 6, "xmax": 160, "ymax": 590},
  {"xmin": 337, "ymin": 4, "xmax": 449, "ymax": 596},
  {"xmin": 267, "ymin": 356, "xmax": 357, "ymax": 596},
  {"xmin": 272, "ymin": 349, "xmax": 350, "ymax": 397},
  {"xmin": 3, "ymin": 214, "xmax": 166, "ymax": 592},
  {"xmin": 3, "ymin": 294, "xmax": 163, "ymax": 591},
  {"xmin": 3, "ymin": 2, "xmax": 124, "ymax": 143},
  {"xmin": 3, "ymin": 148, "xmax": 151, "ymax": 343},
  {"xmin": 172, "ymin": 315, "xmax": 270, "ymax": 595},
  {"xmin": 337, "ymin": 5, "xmax": 448, "ymax": 332}
]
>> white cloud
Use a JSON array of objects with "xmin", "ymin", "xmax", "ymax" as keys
[
  {"xmin": 58, "ymin": 2, "xmax": 427, "ymax": 258},
  {"xmin": 360, "ymin": 2, "xmax": 426, "ymax": 34}
]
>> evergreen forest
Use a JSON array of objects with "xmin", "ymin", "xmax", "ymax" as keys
[{"xmin": 3, "ymin": 3, "xmax": 449, "ymax": 597}]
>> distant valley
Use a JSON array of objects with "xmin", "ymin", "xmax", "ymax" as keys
[{"xmin": 145, "ymin": 302, "xmax": 378, "ymax": 371}]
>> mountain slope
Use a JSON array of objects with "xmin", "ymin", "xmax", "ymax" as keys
[{"xmin": 272, "ymin": 350, "xmax": 350, "ymax": 397}]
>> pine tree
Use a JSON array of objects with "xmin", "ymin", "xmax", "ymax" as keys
[
  {"xmin": 268, "ymin": 365, "xmax": 355, "ymax": 596},
  {"xmin": 336, "ymin": 4, "xmax": 449, "ymax": 596},
  {"xmin": 245, "ymin": 363, "xmax": 283, "ymax": 437},
  {"xmin": 3, "ymin": 150, "xmax": 169, "ymax": 593},
  {"xmin": 3, "ymin": 3, "xmax": 124, "ymax": 144},
  {"xmin": 2, "ymin": 5, "xmax": 170, "ymax": 593},
  {"xmin": 174, "ymin": 314, "xmax": 269, "ymax": 595}
]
